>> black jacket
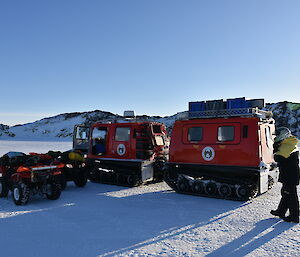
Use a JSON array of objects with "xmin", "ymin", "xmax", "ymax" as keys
[{"xmin": 275, "ymin": 151, "xmax": 300, "ymax": 185}]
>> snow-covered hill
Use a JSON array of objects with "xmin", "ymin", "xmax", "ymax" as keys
[
  {"xmin": 0, "ymin": 110, "xmax": 122, "ymax": 141},
  {"xmin": 0, "ymin": 101, "xmax": 299, "ymax": 141}
]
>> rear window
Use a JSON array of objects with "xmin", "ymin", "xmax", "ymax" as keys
[
  {"xmin": 218, "ymin": 126, "xmax": 234, "ymax": 142},
  {"xmin": 115, "ymin": 127, "xmax": 130, "ymax": 141},
  {"xmin": 188, "ymin": 127, "xmax": 203, "ymax": 142},
  {"xmin": 155, "ymin": 135, "xmax": 164, "ymax": 146}
]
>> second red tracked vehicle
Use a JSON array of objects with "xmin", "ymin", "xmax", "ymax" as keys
[{"xmin": 164, "ymin": 98, "xmax": 279, "ymax": 200}]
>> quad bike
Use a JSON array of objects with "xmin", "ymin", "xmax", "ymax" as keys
[{"xmin": 0, "ymin": 152, "xmax": 63, "ymax": 205}]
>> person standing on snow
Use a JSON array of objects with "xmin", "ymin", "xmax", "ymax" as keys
[{"xmin": 270, "ymin": 127, "xmax": 300, "ymax": 223}]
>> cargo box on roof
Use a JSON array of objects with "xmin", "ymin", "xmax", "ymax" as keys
[
  {"xmin": 227, "ymin": 97, "xmax": 246, "ymax": 109},
  {"xmin": 205, "ymin": 99, "xmax": 225, "ymax": 110},
  {"xmin": 246, "ymin": 99, "xmax": 265, "ymax": 109},
  {"xmin": 189, "ymin": 101, "xmax": 205, "ymax": 112}
]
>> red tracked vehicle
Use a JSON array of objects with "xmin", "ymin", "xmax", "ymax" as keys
[
  {"xmin": 164, "ymin": 98, "xmax": 279, "ymax": 200},
  {"xmin": 74, "ymin": 118, "xmax": 169, "ymax": 187},
  {"xmin": 0, "ymin": 152, "xmax": 63, "ymax": 205}
]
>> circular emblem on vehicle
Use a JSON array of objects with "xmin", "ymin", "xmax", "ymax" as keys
[
  {"xmin": 117, "ymin": 144, "xmax": 126, "ymax": 156},
  {"xmin": 202, "ymin": 146, "xmax": 215, "ymax": 161}
]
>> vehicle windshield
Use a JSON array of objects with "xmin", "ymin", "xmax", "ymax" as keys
[{"xmin": 75, "ymin": 126, "xmax": 89, "ymax": 140}]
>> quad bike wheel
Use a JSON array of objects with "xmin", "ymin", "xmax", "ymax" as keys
[
  {"xmin": 73, "ymin": 171, "xmax": 87, "ymax": 187},
  {"xmin": 13, "ymin": 183, "xmax": 30, "ymax": 205},
  {"xmin": 46, "ymin": 182, "xmax": 61, "ymax": 200},
  {"xmin": 0, "ymin": 178, "xmax": 9, "ymax": 197}
]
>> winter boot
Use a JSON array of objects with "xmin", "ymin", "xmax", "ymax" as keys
[
  {"xmin": 270, "ymin": 210, "xmax": 285, "ymax": 219},
  {"xmin": 282, "ymin": 216, "xmax": 299, "ymax": 223}
]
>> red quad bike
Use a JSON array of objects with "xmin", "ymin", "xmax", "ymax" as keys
[
  {"xmin": 0, "ymin": 152, "xmax": 63, "ymax": 205},
  {"xmin": 73, "ymin": 119, "xmax": 169, "ymax": 187},
  {"xmin": 47, "ymin": 150, "xmax": 88, "ymax": 190},
  {"xmin": 165, "ymin": 98, "xmax": 279, "ymax": 201}
]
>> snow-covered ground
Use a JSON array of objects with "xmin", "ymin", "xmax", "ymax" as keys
[
  {"xmin": 0, "ymin": 140, "xmax": 72, "ymax": 156},
  {"xmin": 1, "ymin": 142, "xmax": 299, "ymax": 257}
]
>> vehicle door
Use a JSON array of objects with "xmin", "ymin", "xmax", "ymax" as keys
[
  {"xmin": 73, "ymin": 125, "xmax": 90, "ymax": 152},
  {"xmin": 91, "ymin": 127, "xmax": 108, "ymax": 156},
  {"xmin": 112, "ymin": 126, "xmax": 132, "ymax": 159}
]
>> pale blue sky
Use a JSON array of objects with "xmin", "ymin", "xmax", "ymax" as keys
[{"xmin": 0, "ymin": 0, "xmax": 299, "ymax": 125}]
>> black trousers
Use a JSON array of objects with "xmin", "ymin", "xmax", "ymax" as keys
[{"xmin": 277, "ymin": 184, "xmax": 299, "ymax": 218}]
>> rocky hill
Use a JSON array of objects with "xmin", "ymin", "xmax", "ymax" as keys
[
  {"xmin": 0, "ymin": 101, "xmax": 299, "ymax": 141},
  {"xmin": 265, "ymin": 101, "xmax": 300, "ymax": 138}
]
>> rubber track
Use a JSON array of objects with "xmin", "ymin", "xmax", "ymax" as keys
[{"xmin": 164, "ymin": 179, "xmax": 258, "ymax": 201}]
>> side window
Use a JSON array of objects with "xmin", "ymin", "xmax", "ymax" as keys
[
  {"xmin": 265, "ymin": 126, "xmax": 273, "ymax": 148},
  {"xmin": 188, "ymin": 127, "xmax": 203, "ymax": 142},
  {"xmin": 92, "ymin": 128, "xmax": 107, "ymax": 140},
  {"xmin": 218, "ymin": 126, "xmax": 234, "ymax": 142},
  {"xmin": 115, "ymin": 127, "xmax": 131, "ymax": 141}
]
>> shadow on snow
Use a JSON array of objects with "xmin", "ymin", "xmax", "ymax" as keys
[{"xmin": 206, "ymin": 218, "xmax": 296, "ymax": 257}]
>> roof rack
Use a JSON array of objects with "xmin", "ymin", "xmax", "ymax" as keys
[{"xmin": 188, "ymin": 108, "xmax": 273, "ymax": 119}]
